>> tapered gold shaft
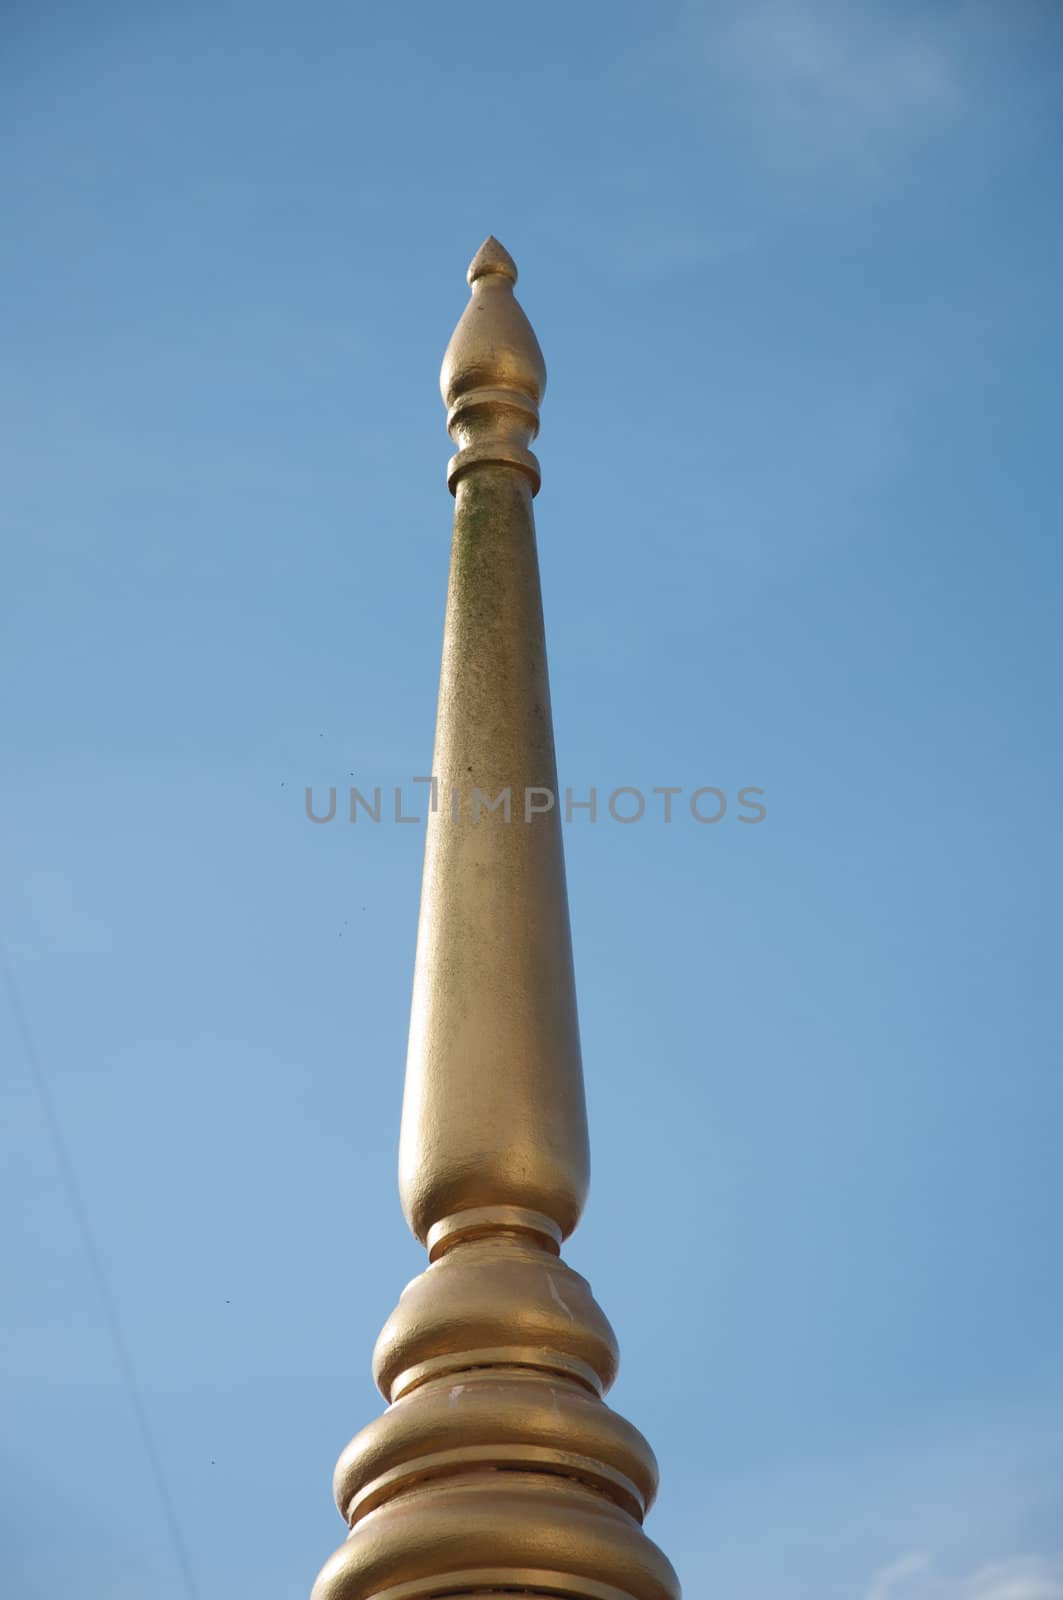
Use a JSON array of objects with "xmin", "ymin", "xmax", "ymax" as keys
[
  {"xmin": 401, "ymin": 235, "xmax": 588, "ymax": 1250},
  {"xmin": 311, "ymin": 239, "xmax": 680, "ymax": 1600}
]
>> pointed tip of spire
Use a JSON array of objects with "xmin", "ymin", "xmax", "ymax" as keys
[
  {"xmin": 467, "ymin": 236, "xmax": 518, "ymax": 287},
  {"xmin": 442, "ymin": 235, "xmax": 546, "ymax": 482}
]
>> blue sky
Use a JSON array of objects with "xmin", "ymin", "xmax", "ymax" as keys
[{"xmin": 3, "ymin": 3, "xmax": 1062, "ymax": 1597}]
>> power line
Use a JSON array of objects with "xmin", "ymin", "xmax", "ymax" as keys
[{"xmin": 1, "ymin": 939, "xmax": 202, "ymax": 1600}]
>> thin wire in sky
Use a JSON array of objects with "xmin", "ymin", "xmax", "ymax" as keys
[{"xmin": 1, "ymin": 939, "xmax": 202, "ymax": 1600}]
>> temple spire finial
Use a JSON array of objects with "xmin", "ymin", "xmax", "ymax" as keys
[
  {"xmin": 311, "ymin": 244, "xmax": 681, "ymax": 1600},
  {"xmin": 441, "ymin": 235, "xmax": 546, "ymax": 496}
]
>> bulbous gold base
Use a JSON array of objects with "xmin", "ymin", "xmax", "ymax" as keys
[
  {"xmin": 312, "ymin": 1229, "xmax": 680, "ymax": 1600},
  {"xmin": 313, "ymin": 1476, "xmax": 678, "ymax": 1600}
]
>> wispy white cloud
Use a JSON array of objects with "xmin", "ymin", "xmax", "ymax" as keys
[
  {"xmin": 868, "ymin": 1554, "xmax": 933, "ymax": 1600},
  {"xmin": 668, "ymin": 1409, "xmax": 1063, "ymax": 1599},
  {"xmin": 584, "ymin": 0, "xmax": 1001, "ymax": 272},
  {"xmin": 704, "ymin": 0, "xmax": 962, "ymax": 155},
  {"xmin": 865, "ymin": 1554, "xmax": 1063, "ymax": 1600}
]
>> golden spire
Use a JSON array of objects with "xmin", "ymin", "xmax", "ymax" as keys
[{"xmin": 311, "ymin": 240, "xmax": 681, "ymax": 1600}]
